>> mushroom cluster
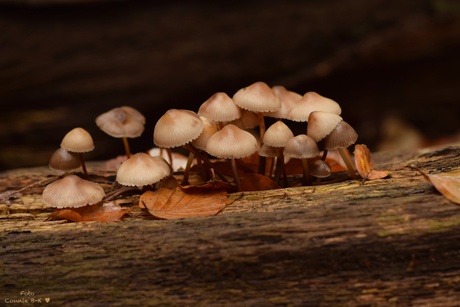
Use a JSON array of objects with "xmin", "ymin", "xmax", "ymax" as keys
[{"xmin": 42, "ymin": 82, "xmax": 359, "ymax": 211}]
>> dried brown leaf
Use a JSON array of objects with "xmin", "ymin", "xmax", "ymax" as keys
[
  {"xmin": 412, "ymin": 167, "xmax": 460, "ymax": 204},
  {"xmin": 181, "ymin": 180, "xmax": 238, "ymax": 193},
  {"xmin": 140, "ymin": 187, "xmax": 227, "ymax": 219},
  {"xmin": 354, "ymin": 144, "xmax": 390, "ymax": 181},
  {"xmin": 240, "ymin": 173, "xmax": 280, "ymax": 191},
  {"xmin": 49, "ymin": 202, "xmax": 130, "ymax": 222}
]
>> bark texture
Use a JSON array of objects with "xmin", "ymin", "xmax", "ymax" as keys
[{"xmin": 1, "ymin": 143, "xmax": 460, "ymax": 306}]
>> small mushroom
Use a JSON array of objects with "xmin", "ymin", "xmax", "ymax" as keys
[
  {"xmin": 198, "ymin": 92, "xmax": 241, "ymax": 128},
  {"xmin": 116, "ymin": 152, "xmax": 171, "ymax": 189},
  {"xmin": 284, "ymin": 134, "xmax": 320, "ymax": 185},
  {"xmin": 49, "ymin": 148, "xmax": 81, "ymax": 173},
  {"xmin": 309, "ymin": 159, "xmax": 332, "ymax": 180},
  {"xmin": 306, "ymin": 111, "xmax": 343, "ymax": 142},
  {"xmin": 232, "ymin": 81, "xmax": 281, "ymax": 142},
  {"xmin": 60, "ymin": 127, "xmax": 95, "ymax": 176},
  {"xmin": 41, "ymin": 174, "xmax": 105, "ymax": 208},
  {"xmin": 323, "ymin": 120, "xmax": 359, "ymax": 179},
  {"xmin": 205, "ymin": 124, "xmax": 259, "ymax": 190},
  {"xmin": 263, "ymin": 121, "xmax": 294, "ymax": 185},
  {"xmin": 95, "ymin": 106, "xmax": 145, "ymax": 158}
]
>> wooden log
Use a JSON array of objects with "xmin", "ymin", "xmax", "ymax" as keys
[{"xmin": 1, "ymin": 143, "xmax": 460, "ymax": 305}]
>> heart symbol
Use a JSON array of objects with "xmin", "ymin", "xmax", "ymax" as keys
[{"xmin": 45, "ymin": 298, "xmax": 51, "ymax": 303}]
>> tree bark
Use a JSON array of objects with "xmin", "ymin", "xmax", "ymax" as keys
[{"xmin": 1, "ymin": 143, "xmax": 460, "ymax": 305}]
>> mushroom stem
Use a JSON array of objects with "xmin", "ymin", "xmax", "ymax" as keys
[
  {"xmin": 338, "ymin": 147, "xmax": 358, "ymax": 179},
  {"xmin": 183, "ymin": 144, "xmax": 229, "ymax": 183},
  {"xmin": 301, "ymin": 158, "xmax": 313, "ymax": 186},
  {"xmin": 321, "ymin": 150, "xmax": 328, "ymax": 161},
  {"xmin": 78, "ymin": 153, "xmax": 88, "ymax": 176},
  {"xmin": 182, "ymin": 152, "xmax": 195, "ymax": 185},
  {"xmin": 231, "ymin": 158, "xmax": 241, "ymax": 190},
  {"xmin": 122, "ymin": 137, "xmax": 131, "ymax": 158},
  {"xmin": 258, "ymin": 113, "xmax": 266, "ymax": 144}
]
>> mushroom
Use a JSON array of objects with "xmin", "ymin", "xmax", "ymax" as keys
[
  {"xmin": 154, "ymin": 109, "xmax": 204, "ymax": 185},
  {"xmin": 309, "ymin": 159, "xmax": 332, "ymax": 180},
  {"xmin": 262, "ymin": 120, "xmax": 294, "ymax": 185},
  {"xmin": 323, "ymin": 120, "xmax": 359, "ymax": 179},
  {"xmin": 49, "ymin": 147, "xmax": 81, "ymax": 173},
  {"xmin": 205, "ymin": 124, "xmax": 259, "ymax": 190},
  {"xmin": 116, "ymin": 152, "xmax": 171, "ymax": 189},
  {"xmin": 197, "ymin": 92, "xmax": 241, "ymax": 128},
  {"xmin": 258, "ymin": 143, "xmax": 279, "ymax": 178},
  {"xmin": 41, "ymin": 174, "xmax": 105, "ymax": 208},
  {"xmin": 191, "ymin": 116, "xmax": 219, "ymax": 180},
  {"xmin": 263, "ymin": 85, "xmax": 302, "ymax": 120},
  {"xmin": 283, "ymin": 134, "xmax": 320, "ymax": 185},
  {"xmin": 95, "ymin": 106, "xmax": 145, "ymax": 158},
  {"xmin": 287, "ymin": 91, "xmax": 342, "ymax": 122},
  {"xmin": 232, "ymin": 81, "xmax": 280, "ymax": 142},
  {"xmin": 60, "ymin": 127, "xmax": 95, "ymax": 176}
]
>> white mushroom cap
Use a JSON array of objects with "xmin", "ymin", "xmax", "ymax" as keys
[
  {"xmin": 198, "ymin": 92, "xmax": 241, "ymax": 122},
  {"xmin": 228, "ymin": 109, "xmax": 260, "ymax": 129},
  {"xmin": 263, "ymin": 120, "xmax": 294, "ymax": 148},
  {"xmin": 95, "ymin": 106, "xmax": 145, "ymax": 138},
  {"xmin": 116, "ymin": 152, "xmax": 171, "ymax": 187},
  {"xmin": 41, "ymin": 174, "xmax": 105, "ymax": 208},
  {"xmin": 232, "ymin": 81, "xmax": 281, "ymax": 113},
  {"xmin": 287, "ymin": 91, "xmax": 342, "ymax": 122},
  {"xmin": 323, "ymin": 120, "xmax": 358, "ymax": 150},
  {"xmin": 60, "ymin": 127, "xmax": 95, "ymax": 153},
  {"xmin": 153, "ymin": 109, "xmax": 204, "ymax": 148},
  {"xmin": 205, "ymin": 124, "xmax": 259, "ymax": 159},
  {"xmin": 307, "ymin": 111, "xmax": 343, "ymax": 142},
  {"xmin": 283, "ymin": 134, "xmax": 320, "ymax": 159},
  {"xmin": 258, "ymin": 143, "xmax": 279, "ymax": 158}
]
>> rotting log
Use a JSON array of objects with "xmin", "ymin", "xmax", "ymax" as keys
[{"xmin": 1, "ymin": 143, "xmax": 460, "ymax": 306}]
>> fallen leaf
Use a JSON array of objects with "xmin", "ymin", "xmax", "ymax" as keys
[
  {"xmin": 49, "ymin": 201, "xmax": 130, "ymax": 222},
  {"xmin": 140, "ymin": 187, "xmax": 227, "ymax": 219},
  {"xmin": 410, "ymin": 166, "xmax": 460, "ymax": 205},
  {"xmin": 354, "ymin": 144, "xmax": 390, "ymax": 182},
  {"xmin": 181, "ymin": 180, "xmax": 238, "ymax": 193},
  {"xmin": 240, "ymin": 173, "xmax": 280, "ymax": 191}
]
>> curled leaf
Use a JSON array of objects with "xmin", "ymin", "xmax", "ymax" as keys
[
  {"xmin": 140, "ymin": 187, "xmax": 227, "ymax": 219},
  {"xmin": 49, "ymin": 201, "xmax": 130, "ymax": 222},
  {"xmin": 411, "ymin": 166, "xmax": 460, "ymax": 205},
  {"xmin": 354, "ymin": 144, "xmax": 390, "ymax": 182}
]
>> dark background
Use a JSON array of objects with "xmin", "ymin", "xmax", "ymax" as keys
[{"xmin": 1, "ymin": 0, "xmax": 459, "ymax": 171}]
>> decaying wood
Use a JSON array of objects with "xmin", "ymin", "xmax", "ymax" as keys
[{"xmin": 1, "ymin": 143, "xmax": 460, "ymax": 306}]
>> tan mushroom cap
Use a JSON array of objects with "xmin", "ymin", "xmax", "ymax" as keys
[
  {"xmin": 205, "ymin": 124, "xmax": 259, "ymax": 159},
  {"xmin": 95, "ymin": 106, "xmax": 145, "ymax": 138},
  {"xmin": 41, "ymin": 174, "xmax": 105, "ymax": 208},
  {"xmin": 60, "ymin": 127, "xmax": 95, "ymax": 153},
  {"xmin": 198, "ymin": 92, "xmax": 241, "ymax": 122},
  {"xmin": 153, "ymin": 109, "xmax": 204, "ymax": 148},
  {"xmin": 307, "ymin": 111, "xmax": 343, "ymax": 142},
  {"xmin": 232, "ymin": 81, "xmax": 281, "ymax": 113},
  {"xmin": 258, "ymin": 143, "xmax": 279, "ymax": 158},
  {"xmin": 192, "ymin": 116, "xmax": 218, "ymax": 150},
  {"xmin": 263, "ymin": 85, "xmax": 302, "ymax": 119},
  {"xmin": 309, "ymin": 159, "xmax": 331, "ymax": 178},
  {"xmin": 323, "ymin": 120, "xmax": 358, "ymax": 150},
  {"xmin": 228, "ymin": 109, "xmax": 260, "ymax": 129},
  {"xmin": 116, "ymin": 152, "xmax": 171, "ymax": 187},
  {"xmin": 287, "ymin": 91, "xmax": 342, "ymax": 122},
  {"xmin": 263, "ymin": 120, "xmax": 294, "ymax": 148},
  {"xmin": 283, "ymin": 134, "xmax": 320, "ymax": 159},
  {"xmin": 49, "ymin": 148, "xmax": 81, "ymax": 171}
]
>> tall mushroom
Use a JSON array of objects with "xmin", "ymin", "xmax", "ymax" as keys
[
  {"xmin": 287, "ymin": 91, "xmax": 342, "ymax": 123},
  {"xmin": 60, "ymin": 127, "xmax": 95, "ymax": 176},
  {"xmin": 42, "ymin": 174, "xmax": 105, "ymax": 208},
  {"xmin": 197, "ymin": 92, "xmax": 241, "ymax": 129},
  {"xmin": 205, "ymin": 124, "xmax": 259, "ymax": 190},
  {"xmin": 95, "ymin": 106, "xmax": 145, "ymax": 158}
]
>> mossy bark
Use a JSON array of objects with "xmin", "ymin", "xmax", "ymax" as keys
[{"xmin": 1, "ymin": 143, "xmax": 460, "ymax": 305}]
